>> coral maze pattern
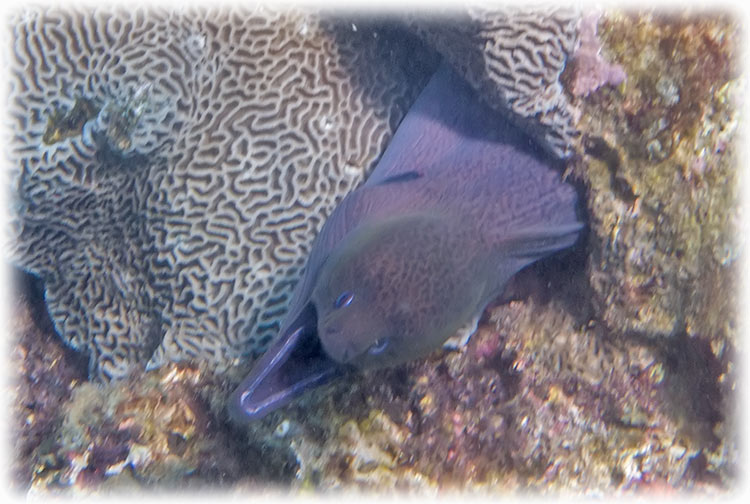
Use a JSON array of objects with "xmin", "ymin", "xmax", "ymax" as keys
[{"xmin": 414, "ymin": 7, "xmax": 580, "ymax": 158}]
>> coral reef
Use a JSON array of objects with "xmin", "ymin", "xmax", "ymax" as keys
[
  {"xmin": 22, "ymin": 361, "xmax": 278, "ymax": 492},
  {"xmin": 573, "ymin": 11, "xmax": 740, "ymax": 346},
  {"xmin": 11, "ymin": 8, "xmax": 739, "ymax": 497},
  {"xmin": 564, "ymin": 10, "xmax": 741, "ymax": 489}
]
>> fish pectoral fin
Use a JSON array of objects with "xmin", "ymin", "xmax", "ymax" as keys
[{"xmin": 497, "ymin": 222, "xmax": 584, "ymax": 260}]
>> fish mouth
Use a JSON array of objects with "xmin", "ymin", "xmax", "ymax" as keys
[{"xmin": 229, "ymin": 303, "xmax": 344, "ymax": 422}]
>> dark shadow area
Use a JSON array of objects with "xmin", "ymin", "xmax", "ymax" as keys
[
  {"xmin": 10, "ymin": 266, "xmax": 90, "ymax": 489},
  {"xmin": 657, "ymin": 326, "xmax": 727, "ymax": 449}
]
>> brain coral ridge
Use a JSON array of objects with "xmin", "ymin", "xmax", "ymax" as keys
[
  {"xmin": 411, "ymin": 5, "xmax": 581, "ymax": 158},
  {"xmin": 7, "ymin": 5, "xmax": 581, "ymax": 381}
]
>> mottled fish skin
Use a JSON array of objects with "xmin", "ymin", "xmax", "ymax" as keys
[
  {"xmin": 311, "ymin": 212, "xmax": 487, "ymax": 368},
  {"xmin": 230, "ymin": 63, "xmax": 583, "ymax": 420}
]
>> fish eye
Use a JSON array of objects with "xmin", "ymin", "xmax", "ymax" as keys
[
  {"xmin": 334, "ymin": 291, "xmax": 354, "ymax": 309},
  {"xmin": 368, "ymin": 338, "xmax": 389, "ymax": 355}
]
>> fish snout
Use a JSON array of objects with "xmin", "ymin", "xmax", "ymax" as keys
[
  {"xmin": 332, "ymin": 341, "xmax": 357, "ymax": 363},
  {"xmin": 320, "ymin": 328, "xmax": 357, "ymax": 363}
]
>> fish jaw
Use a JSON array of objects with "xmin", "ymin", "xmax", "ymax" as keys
[{"xmin": 228, "ymin": 303, "xmax": 343, "ymax": 422}]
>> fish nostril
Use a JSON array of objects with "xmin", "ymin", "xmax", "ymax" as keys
[
  {"xmin": 326, "ymin": 326, "xmax": 339, "ymax": 335},
  {"xmin": 341, "ymin": 342, "xmax": 360, "ymax": 362}
]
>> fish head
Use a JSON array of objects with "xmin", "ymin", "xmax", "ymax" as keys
[
  {"xmin": 311, "ymin": 252, "xmax": 400, "ymax": 370},
  {"xmin": 310, "ymin": 216, "xmax": 436, "ymax": 369},
  {"xmin": 310, "ymin": 213, "xmax": 463, "ymax": 370}
]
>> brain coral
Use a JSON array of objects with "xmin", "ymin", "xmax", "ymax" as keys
[
  {"xmin": 8, "ymin": 6, "xmax": 438, "ymax": 380},
  {"xmin": 413, "ymin": 6, "xmax": 581, "ymax": 158},
  {"xmin": 7, "ymin": 6, "xmax": 581, "ymax": 381}
]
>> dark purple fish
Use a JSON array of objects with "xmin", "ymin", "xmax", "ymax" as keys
[{"xmin": 229, "ymin": 64, "xmax": 582, "ymax": 421}]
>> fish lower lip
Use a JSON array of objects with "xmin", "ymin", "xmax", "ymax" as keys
[{"xmin": 229, "ymin": 304, "xmax": 343, "ymax": 422}]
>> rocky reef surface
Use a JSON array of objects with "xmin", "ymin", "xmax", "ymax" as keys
[{"xmin": 10, "ymin": 9, "xmax": 741, "ymax": 495}]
